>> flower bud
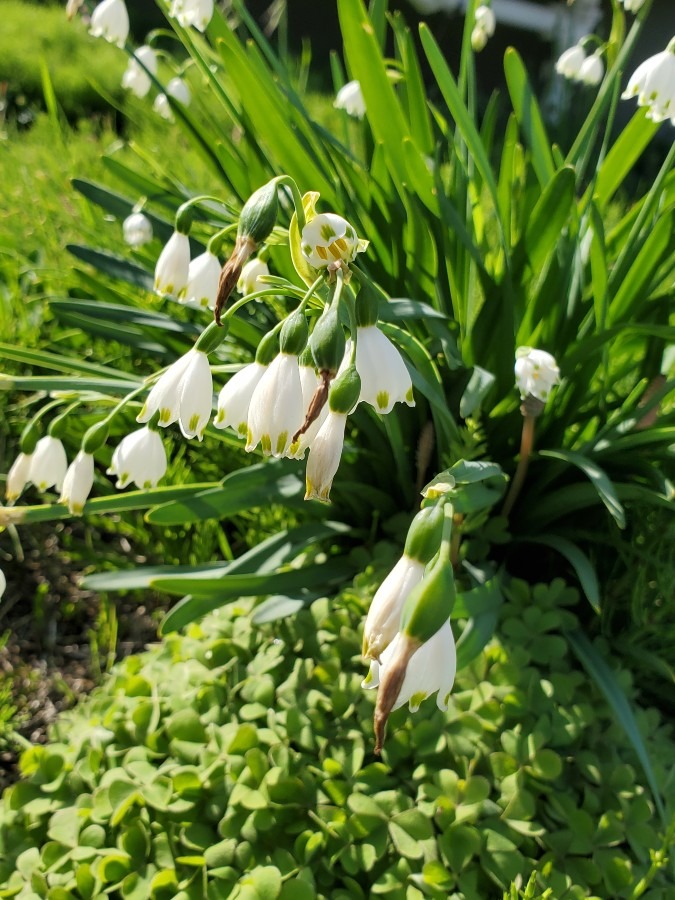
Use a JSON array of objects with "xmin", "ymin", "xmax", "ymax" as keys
[
  {"xmin": 82, "ymin": 420, "xmax": 110, "ymax": 455},
  {"xmin": 279, "ymin": 309, "xmax": 309, "ymax": 357},
  {"xmin": 404, "ymin": 503, "xmax": 444, "ymax": 564},
  {"xmin": 328, "ymin": 364, "xmax": 361, "ymax": 415},
  {"xmin": 238, "ymin": 181, "xmax": 279, "ymax": 246},
  {"xmin": 400, "ymin": 555, "xmax": 456, "ymax": 645},
  {"xmin": 310, "ymin": 306, "xmax": 345, "ymax": 374}
]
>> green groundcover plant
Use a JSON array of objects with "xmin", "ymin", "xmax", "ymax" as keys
[
  {"xmin": 0, "ymin": 577, "xmax": 674, "ymax": 899},
  {"xmin": 0, "ymin": 0, "xmax": 674, "ymax": 890}
]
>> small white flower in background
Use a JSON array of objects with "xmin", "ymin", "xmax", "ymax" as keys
[
  {"xmin": 137, "ymin": 348, "xmax": 213, "ymax": 440},
  {"xmin": 246, "ymin": 355, "xmax": 305, "ymax": 457},
  {"xmin": 619, "ymin": 0, "xmax": 646, "ymax": 12},
  {"xmin": 6, "ymin": 452, "xmax": 33, "ymax": 503},
  {"xmin": 555, "ymin": 45, "xmax": 587, "ymax": 80},
  {"xmin": 471, "ymin": 5, "xmax": 495, "ymax": 52},
  {"xmin": 107, "ymin": 427, "xmax": 167, "ymax": 489},
  {"xmin": 123, "ymin": 212, "xmax": 153, "ymax": 248},
  {"xmin": 515, "ymin": 347, "xmax": 560, "ymax": 402},
  {"xmin": 89, "ymin": 0, "xmax": 129, "ymax": 47},
  {"xmin": 182, "ymin": 250, "xmax": 221, "ymax": 310},
  {"xmin": 347, "ymin": 326, "xmax": 414, "ymax": 414},
  {"xmin": 121, "ymin": 45, "xmax": 158, "ymax": 99},
  {"xmin": 0, "ymin": 569, "xmax": 5, "ymax": 600},
  {"xmin": 304, "ymin": 409, "xmax": 348, "ymax": 502},
  {"xmin": 29, "ymin": 437, "xmax": 68, "ymax": 492},
  {"xmin": 334, "ymin": 80, "xmax": 366, "ymax": 118},
  {"xmin": 362, "ymin": 556, "xmax": 426, "ymax": 662},
  {"xmin": 578, "ymin": 52, "xmax": 604, "ymax": 86},
  {"xmin": 214, "ymin": 362, "xmax": 268, "ymax": 437},
  {"xmin": 153, "ymin": 77, "xmax": 192, "ymax": 121},
  {"xmin": 154, "ymin": 230, "xmax": 191, "ymax": 296},
  {"xmin": 363, "ymin": 620, "xmax": 456, "ymax": 713},
  {"xmin": 237, "ymin": 258, "xmax": 270, "ymax": 295},
  {"xmin": 301, "ymin": 213, "xmax": 368, "ymax": 270},
  {"xmin": 59, "ymin": 451, "xmax": 95, "ymax": 515},
  {"xmin": 622, "ymin": 38, "xmax": 675, "ymax": 124},
  {"xmin": 169, "ymin": 0, "xmax": 214, "ymax": 32}
]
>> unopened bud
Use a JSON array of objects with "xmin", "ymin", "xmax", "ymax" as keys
[
  {"xmin": 310, "ymin": 306, "xmax": 345, "ymax": 374},
  {"xmin": 279, "ymin": 309, "xmax": 309, "ymax": 357},
  {"xmin": 404, "ymin": 503, "xmax": 444, "ymax": 564},
  {"xmin": 82, "ymin": 420, "xmax": 110, "ymax": 454},
  {"xmin": 328, "ymin": 364, "xmax": 361, "ymax": 415}
]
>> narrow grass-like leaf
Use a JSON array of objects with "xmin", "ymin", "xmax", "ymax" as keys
[
  {"xmin": 567, "ymin": 629, "xmax": 666, "ymax": 824},
  {"xmin": 607, "ymin": 214, "xmax": 672, "ymax": 325},
  {"xmin": 524, "ymin": 535, "xmax": 601, "ymax": 613},
  {"xmin": 67, "ymin": 245, "xmax": 154, "ymax": 292},
  {"xmin": 592, "ymin": 109, "xmax": 659, "ymax": 208},
  {"xmin": 503, "ymin": 48, "xmax": 555, "ymax": 187},
  {"xmin": 538, "ymin": 449, "xmax": 625, "ymax": 528},
  {"xmin": 522, "ymin": 167, "xmax": 575, "ymax": 276},
  {"xmin": 71, "ymin": 179, "xmax": 174, "ymax": 242},
  {"xmin": 460, "ymin": 367, "xmax": 496, "ymax": 418}
]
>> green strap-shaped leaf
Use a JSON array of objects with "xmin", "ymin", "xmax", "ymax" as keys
[
  {"xmin": 67, "ymin": 244, "xmax": 154, "ymax": 293},
  {"xmin": 0, "ymin": 343, "xmax": 135, "ymax": 379},
  {"xmin": 503, "ymin": 48, "xmax": 555, "ymax": 188},
  {"xmin": 538, "ymin": 448, "xmax": 625, "ymax": 528},
  {"xmin": 460, "ymin": 366, "xmax": 496, "ymax": 418},
  {"xmin": 456, "ymin": 610, "xmax": 500, "ymax": 671},
  {"xmin": 567, "ymin": 629, "xmax": 667, "ymax": 824},
  {"xmin": 523, "ymin": 535, "xmax": 601, "ymax": 613},
  {"xmin": 607, "ymin": 214, "xmax": 673, "ymax": 326},
  {"xmin": 71, "ymin": 179, "xmax": 174, "ymax": 242},
  {"xmin": 522, "ymin": 166, "xmax": 576, "ymax": 277},
  {"xmin": 592, "ymin": 109, "xmax": 660, "ymax": 208}
]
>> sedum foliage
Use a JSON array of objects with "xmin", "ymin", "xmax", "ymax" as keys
[{"xmin": 0, "ymin": 577, "xmax": 673, "ymax": 899}]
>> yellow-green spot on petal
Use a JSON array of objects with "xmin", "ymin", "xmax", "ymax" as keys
[
  {"xmin": 159, "ymin": 407, "xmax": 172, "ymax": 424},
  {"xmin": 237, "ymin": 422, "xmax": 247, "ymax": 437},
  {"xmin": 405, "ymin": 387, "xmax": 415, "ymax": 404},
  {"xmin": 215, "ymin": 409, "xmax": 225, "ymax": 424},
  {"xmin": 261, "ymin": 433, "xmax": 272, "ymax": 455},
  {"xmin": 188, "ymin": 413, "xmax": 200, "ymax": 434},
  {"xmin": 143, "ymin": 480, "xmax": 152, "ymax": 489},
  {"xmin": 275, "ymin": 431, "xmax": 288, "ymax": 456},
  {"xmin": 409, "ymin": 690, "xmax": 427, "ymax": 713},
  {"xmin": 376, "ymin": 390, "xmax": 389, "ymax": 410},
  {"xmin": 320, "ymin": 223, "xmax": 337, "ymax": 241}
]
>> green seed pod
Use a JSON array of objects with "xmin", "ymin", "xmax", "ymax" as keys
[
  {"xmin": 255, "ymin": 328, "xmax": 280, "ymax": 366},
  {"xmin": 279, "ymin": 309, "xmax": 309, "ymax": 356},
  {"xmin": 82, "ymin": 419, "xmax": 110, "ymax": 454},
  {"xmin": 354, "ymin": 279, "xmax": 381, "ymax": 328},
  {"xmin": 175, "ymin": 204, "xmax": 195, "ymax": 236},
  {"xmin": 238, "ymin": 181, "xmax": 278, "ymax": 245},
  {"xmin": 310, "ymin": 306, "xmax": 346, "ymax": 374},
  {"xmin": 328, "ymin": 364, "xmax": 361, "ymax": 415},
  {"xmin": 195, "ymin": 319, "xmax": 231, "ymax": 355},
  {"xmin": 400, "ymin": 556, "xmax": 456, "ymax": 644},
  {"xmin": 403, "ymin": 503, "xmax": 445, "ymax": 565},
  {"xmin": 19, "ymin": 421, "xmax": 41, "ymax": 455}
]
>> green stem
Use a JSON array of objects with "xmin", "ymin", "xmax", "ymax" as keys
[
  {"xmin": 207, "ymin": 224, "xmax": 238, "ymax": 255},
  {"xmin": 272, "ymin": 175, "xmax": 306, "ymax": 233}
]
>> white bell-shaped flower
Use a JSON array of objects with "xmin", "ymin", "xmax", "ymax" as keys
[
  {"xmin": 578, "ymin": 52, "xmax": 604, "ymax": 86},
  {"xmin": 620, "ymin": 0, "xmax": 646, "ymax": 12},
  {"xmin": 169, "ymin": 0, "xmax": 214, "ymax": 32},
  {"xmin": 137, "ymin": 348, "xmax": 213, "ymax": 440},
  {"xmin": 474, "ymin": 5, "xmax": 495, "ymax": 36},
  {"xmin": 237, "ymin": 258, "xmax": 270, "ymax": 295},
  {"xmin": 301, "ymin": 213, "xmax": 367, "ymax": 270},
  {"xmin": 123, "ymin": 212, "xmax": 153, "ymax": 247},
  {"xmin": 362, "ymin": 555, "xmax": 426, "ymax": 661},
  {"xmin": 153, "ymin": 77, "xmax": 192, "ymax": 121},
  {"xmin": 348, "ymin": 326, "xmax": 414, "ymax": 414},
  {"xmin": 246, "ymin": 354, "xmax": 305, "ymax": 457},
  {"xmin": 107, "ymin": 426, "xmax": 167, "ymax": 489},
  {"xmin": 29, "ymin": 437, "xmax": 68, "ymax": 493},
  {"xmin": 334, "ymin": 80, "xmax": 366, "ymax": 118},
  {"xmin": 181, "ymin": 250, "xmax": 221, "ymax": 310},
  {"xmin": 154, "ymin": 231, "xmax": 191, "ymax": 296},
  {"xmin": 288, "ymin": 361, "xmax": 329, "ymax": 460},
  {"xmin": 515, "ymin": 347, "xmax": 560, "ymax": 402},
  {"xmin": 0, "ymin": 569, "xmax": 5, "ymax": 600},
  {"xmin": 304, "ymin": 410, "xmax": 348, "ymax": 502},
  {"xmin": 363, "ymin": 620, "xmax": 456, "ymax": 713},
  {"xmin": 59, "ymin": 451, "xmax": 95, "ymax": 515},
  {"xmin": 555, "ymin": 45, "xmax": 586, "ymax": 80},
  {"xmin": 622, "ymin": 39, "xmax": 675, "ymax": 124},
  {"xmin": 121, "ymin": 45, "xmax": 157, "ymax": 98},
  {"xmin": 89, "ymin": 0, "xmax": 129, "ymax": 47},
  {"xmin": 6, "ymin": 452, "xmax": 33, "ymax": 503},
  {"xmin": 214, "ymin": 362, "xmax": 267, "ymax": 437}
]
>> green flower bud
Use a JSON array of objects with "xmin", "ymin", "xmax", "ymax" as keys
[
  {"xmin": 310, "ymin": 306, "xmax": 345, "ymax": 374},
  {"xmin": 82, "ymin": 420, "xmax": 110, "ymax": 455},
  {"xmin": 238, "ymin": 180, "xmax": 278, "ymax": 245},
  {"xmin": 279, "ymin": 309, "xmax": 309, "ymax": 356},
  {"xmin": 48, "ymin": 408, "xmax": 72, "ymax": 439},
  {"xmin": 175, "ymin": 203, "xmax": 195, "ymax": 236},
  {"xmin": 354, "ymin": 278, "xmax": 382, "ymax": 328},
  {"xmin": 195, "ymin": 319, "xmax": 231, "ymax": 355},
  {"xmin": 19, "ymin": 421, "xmax": 40, "ymax": 455},
  {"xmin": 399, "ymin": 557, "xmax": 456, "ymax": 645},
  {"xmin": 328, "ymin": 364, "xmax": 361, "ymax": 415},
  {"xmin": 255, "ymin": 328, "xmax": 280, "ymax": 366},
  {"xmin": 403, "ymin": 503, "xmax": 444, "ymax": 565}
]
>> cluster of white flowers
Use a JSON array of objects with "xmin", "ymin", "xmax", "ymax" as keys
[
  {"xmin": 471, "ymin": 5, "xmax": 495, "ymax": 53},
  {"xmin": 622, "ymin": 38, "xmax": 675, "ymax": 125},
  {"xmin": 555, "ymin": 44, "xmax": 604, "ymax": 86},
  {"xmin": 515, "ymin": 347, "xmax": 560, "ymax": 403},
  {"xmin": 153, "ymin": 77, "xmax": 192, "ymax": 121}
]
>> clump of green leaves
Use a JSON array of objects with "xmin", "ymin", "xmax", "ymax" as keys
[{"xmin": 1, "ymin": 577, "xmax": 673, "ymax": 898}]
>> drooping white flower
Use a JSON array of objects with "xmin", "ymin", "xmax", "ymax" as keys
[
  {"xmin": 301, "ymin": 213, "xmax": 368, "ymax": 270},
  {"xmin": 169, "ymin": 0, "xmax": 214, "ymax": 32},
  {"xmin": 347, "ymin": 326, "xmax": 414, "ymax": 414},
  {"xmin": 363, "ymin": 556, "xmax": 426, "ymax": 661},
  {"xmin": 123, "ymin": 212, "xmax": 153, "ymax": 247},
  {"xmin": 29, "ymin": 437, "xmax": 68, "ymax": 493},
  {"xmin": 89, "ymin": 0, "xmax": 129, "ymax": 47},
  {"xmin": 214, "ymin": 362, "xmax": 267, "ymax": 437},
  {"xmin": 6, "ymin": 452, "xmax": 33, "ymax": 503},
  {"xmin": 304, "ymin": 410, "xmax": 348, "ymax": 502},
  {"xmin": 0, "ymin": 568, "xmax": 5, "ymax": 600},
  {"xmin": 121, "ymin": 45, "xmax": 158, "ymax": 98},
  {"xmin": 475, "ymin": 5, "xmax": 495, "ymax": 36},
  {"xmin": 107, "ymin": 427, "xmax": 167, "ymax": 489},
  {"xmin": 578, "ymin": 52, "xmax": 604, "ymax": 86},
  {"xmin": 154, "ymin": 231, "xmax": 191, "ymax": 296},
  {"xmin": 246, "ymin": 354, "xmax": 305, "ymax": 457},
  {"xmin": 619, "ymin": 0, "xmax": 646, "ymax": 12},
  {"xmin": 153, "ymin": 77, "xmax": 192, "ymax": 121},
  {"xmin": 59, "ymin": 451, "xmax": 95, "ymax": 515},
  {"xmin": 137, "ymin": 348, "xmax": 213, "ymax": 440},
  {"xmin": 363, "ymin": 620, "xmax": 456, "ymax": 713},
  {"xmin": 471, "ymin": 26, "xmax": 488, "ymax": 53},
  {"xmin": 622, "ymin": 39, "xmax": 675, "ymax": 124},
  {"xmin": 515, "ymin": 347, "xmax": 560, "ymax": 402},
  {"xmin": 555, "ymin": 45, "xmax": 586, "ymax": 80},
  {"xmin": 237, "ymin": 258, "xmax": 270, "ymax": 295},
  {"xmin": 334, "ymin": 80, "xmax": 366, "ymax": 118},
  {"xmin": 182, "ymin": 250, "xmax": 221, "ymax": 310}
]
